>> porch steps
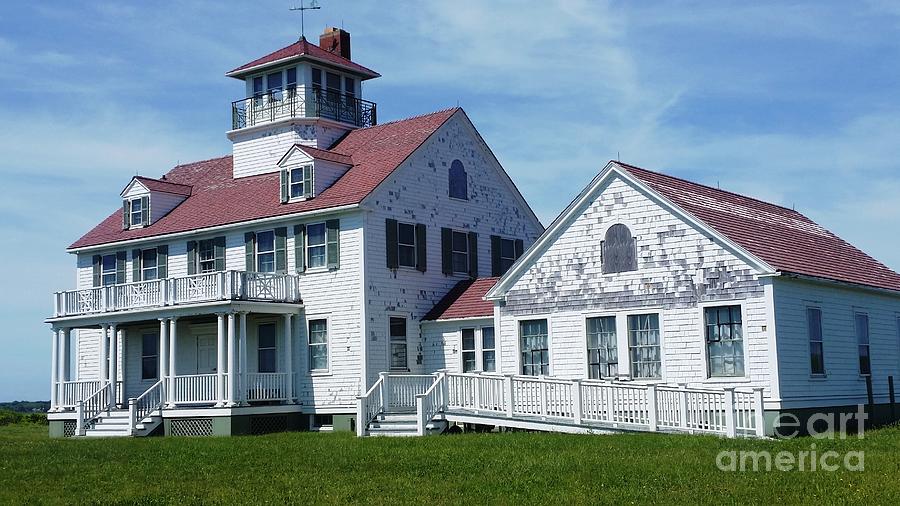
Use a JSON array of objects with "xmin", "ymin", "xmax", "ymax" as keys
[
  {"xmin": 365, "ymin": 411, "xmax": 447, "ymax": 437},
  {"xmin": 82, "ymin": 409, "xmax": 161, "ymax": 438}
]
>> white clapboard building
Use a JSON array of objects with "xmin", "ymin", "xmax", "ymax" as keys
[{"xmin": 47, "ymin": 30, "xmax": 900, "ymax": 439}]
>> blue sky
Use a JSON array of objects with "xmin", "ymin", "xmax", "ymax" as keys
[{"xmin": 2, "ymin": 1, "xmax": 899, "ymax": 401}]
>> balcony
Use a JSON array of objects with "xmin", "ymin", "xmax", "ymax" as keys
[
  {"xmin": 231, "ymin": 86, "xmax": 377, "ymax": 130},
  {"xmin": 52, "ymin": 271, "xmax": 301, "ymax": 318}
]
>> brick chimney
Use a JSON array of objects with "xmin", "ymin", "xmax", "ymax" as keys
[{"xmin": 319, "ymin": 27, "xmax": 351, "ymax": 60}]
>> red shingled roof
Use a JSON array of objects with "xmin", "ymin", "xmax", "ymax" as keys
[
  {"xmin": 424, "ymin": 278, "xmax": 499, "ymax": 321},
  {"xmin": 227, "ymin": 37, "xmax": 379, "ymax": 79},
  {"xmin": 288, "ymin": 144, "xmax": 353, "ymax": 166},
  {"xmin": 69, "ymin": 108, "xmax": 458, "ymax": 250},
  {"xmin": 619, "ymin": 162, "xmax": 900, "ymax": 292},
  {"xmin": 131, "ymin": 176, "xmax": 192, "ymax": 197}
]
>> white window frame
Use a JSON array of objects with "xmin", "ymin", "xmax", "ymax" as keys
[
  {"xmin": 585, "ymin": 314, "xmax": 619, "ymax": 380},
  {"xmin": 581, "ymin": 309, "xmax": 666, "ymax": 382},
  {"xmin": 397, "ymin": 222, "xmax": 417, "ymax": 269},
  {"xmin": 807, "ymin": 307, "xmax": 826, "ymax": 377},
  {"xmin": 140, "ymin": 248, "xmax": 158, "ymax": 281},
  {"xmin": 308, "ymin": 316, "xmax": 330, "ymax": 374},
  {"xmin": 255, "ymin": 229, "xmax": 276, "ymax": 273},
  {"xmin": 627, "ymin": 312, "xmax": 663, "ymax": 380},
  {"xmin": 129, "ymin": 197, "xmax": 144, "ymax": 227},
  {"xmin": 306, "ymin": 222, "xmax": 327, "ymax": 270},
  {"xmin": 455, "ymin": 324, "xmax": 496, "ymax": 373},
  {"xmin": 481, "ymin": 326, "xmax": 496, "ymax": 373},
  {"xmin": 515, "ymin": 315, "xmax": 551, "ymax": 377},
  {"xmin": 460, "ymin": 327, "xmax": 477, "ymax": 372},
  {"xmin": 388, "ymin": 314, "xmax": 409, "ymax": 372},
  {"xmin": 854, "ymin": 310, "xmax": 871, "ymax": 377},
  {"xmin": 256, "ymin": 321, "xmax": 278, "ymax": 374},
  {"xmin": 101, "ymin": 254, "xmax": 117, "ymax": 286},
  {"xmin": 701, "ymin": 302, "xmax": 748, "ymax": 380},
  {"xmin": 288, "ymin": 166, "xmax": 310, "ymax": 200},
  {"xmin": 197, "ymin": 238, "xmax": 217, "ymax": 274},
  {"xmin": 451, "ymin": 230, "xmax": 469, "ymax": 274}
]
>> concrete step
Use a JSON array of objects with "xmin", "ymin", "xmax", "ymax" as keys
[{"xmin": 84, "ymin": 430, "xmax": 131, "ymax": 437}]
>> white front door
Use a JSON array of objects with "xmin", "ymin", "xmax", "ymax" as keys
[{"xmin": 196, "ymin": 335, "xmax": 216, "ymax": 374}]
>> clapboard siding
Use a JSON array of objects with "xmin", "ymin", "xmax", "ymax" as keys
[
  {"xmin": 772, "ymin": 276, "xmax": 900, "ymax": 408},
  {"xmin": 149, "ymin": 191, "xmax": 187, "ymax": 224},
  {"xmin": 231, "ymin": 122, "xmax": 353, "ymax": 179},
  {"xmin": 421, "ymin": 318, "xmax": 494, "ymax": 374},
  {"xmin": 364, "ymin": 112, "xmax": 543, "ymax": 387},
  {"xmin": 498, "ymin": 174, "xmax": 773, "ymax": 392}
]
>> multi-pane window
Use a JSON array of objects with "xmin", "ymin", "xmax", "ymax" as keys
[
  {"xmin": 451, "ymin": 231, "xmax": 469, "ymax": 273},
  {"xmin": 130, "ymin": 198, "xmax": 143, "ymax": 226},
  {"xmin": 267, "ymin": 70, "xmax": 283, "ymax": 99},
  {"xmin": 855, "ymin": 313, "xmax": 871, "ymax": 376},
  {"xmin": 141, "ymin": 333, "xmax": 158, "ymax": 381},
  {"xmin": 705, "ymin": 306, "xmax": 745, "ymax": 377},
  {"xmin": 344, "ymin": 76, "xmax": 355, "ymax": 102},
  {"xmin": 482, "ymin": 326, "xmax": 496, "ymax": 372},
  {"xmin": 520, "ymin": 319, "xmax": 549, "ymax": 376},
  {"xmin": 808, "ymin": 308, "xmax": 825, "ymax": 375},
  {"xmin": 290, "ymin": 167, "xmax": 304, "ymax": 198},
  {"xmin": 141, "ymin": 249, "xmax": 158, "ymax": 281},
  {"xmin": 256, "ymin": 230, "xmax": 276, "ymax": 273},
  {"xmin": 258, "ymin": 323, "xmax": 277, "ymax": 373},
  {"xmin": 461, "ymin": 328, "xmax": 476, "ymax": 372},
  {"xmin": 389, "ymin": 317, "xmax": 408, "ymax": 371},
  {"xmin": 449, "ymin": 159, "xmax": 467, "ymax": 200},
  {"xmin": 397, "ymin": 223, "xmax": 417, "ymax": 268},
  {"xmin": 587, "ymin": 316, "xmax": 618, "ymax": 379},
  {"xmin": 311, "ymin": 68, "xmax": 321, "ymax": 90},
  {"xmin": 628, "ymin": 314, "xmax": 661, "ymax": 379},
  {"xmin": 308, "ymin": 319, "xmax": 328, "ymax": 371},
  {"xmin": 499, "ymin": 238, "xmax": 517, "ymax": 274},
  {"xmin": 286, "ymin": 67, "xmax": 297, "ymax": 90},
  {"xmin": 198, "ymin": 239, "xmax": 216, "ymax": 273},
  {"xmin": 306, "ymin": 223, "xmax": 327, "ymax": 269},
  {"xmin": 101, "ymin": 254, "xmax": 117, "ymax": 286}
]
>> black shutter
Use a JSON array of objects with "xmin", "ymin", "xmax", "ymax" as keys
[
  {"xmin": 415, "ymin": 223, "xmax": 427, "ymax": 273},
  {"xmin": 514, "ymin": 239, "xmax": 524, "ymax": 259},
  {"xmin": 303, "ymin": 165, "xmax": 313, "ymax": 198},
  {"xmin": 214, "ymin": 236, "xmax": 226, "ymax": 271},
  {"xmin": 490, "ymin": 235, "xmax": 502, "ymax": 277},
  {"xmin": 115, "ymin": 251, "xmax": 126, "ymax": 284},
  {"xmin": 467, "ymin": 232, "xmax": 478, "ymax": 278},
  {"xmin": 244, "ymin": 232, "xmax": 256, "ymax": 272},
  {"xmin": 157, "ymin": 245, "xmax": 168, "ymax": 278},
  {"xmin": 279, "ymin": 169, "xmax": 289, "ymax": 203},
  {"xmin": 92, "ymin": 255, "xmax": 102, "ymax": 287},
  {"xmin": 294, "ymin": 224, "xmax": 306, "ymax": 272},
  {"xmin": 122, "ymin": 200, "xmax": 130, "ymax": 229},
  {"xmin": 385, "ymin": 218, "xmax": 399, "ymax": 269},
  {"xmin": 441, "ymin": 227, "xmax": 453, "ymax": 275},
  {"xmin": 186, "ymin": 241, "xmax": 197, "ymax": 275},
  {"xmin": 132, "ymin": 249, "xmax": 142, "ymax": 282},
  {"xmin": 275, "ymin": 227, "xmax": 287, "ymax": 273},
  {"xmin": 140, "ymin": 196, "xmax": 150, "ymax": 225},
  {"xmin": 326, "ymin": 219, "xmax": 340, "ymax": 269}
]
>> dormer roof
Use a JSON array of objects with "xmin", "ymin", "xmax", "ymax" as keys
[
  {"xmin": 226, "ymin": 37, "xmax": 380, "ymax": 80},
  {"xmin": 120, "ymin": 176, "xmax": 192, "ymax": 198},
  {"xmin": 277, "ymin": 144, "xmax": 354, "ymax": 167}
]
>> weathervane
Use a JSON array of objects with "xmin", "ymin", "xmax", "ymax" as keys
[{"xmin": 290, "ymin": 0, "xmax": 321, "ymax": 40}]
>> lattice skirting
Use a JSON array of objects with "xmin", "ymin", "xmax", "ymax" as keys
[
  {"xmin": 250, "ymin": 415, "xmax": 288, "ymax": 435},
  {"xmin": 171, "ymin": 418, "xmax": 214, "ymax": 437},
  {"xmin": 63, "ymin": 421, "xmax": 76, "ymax": 438}
]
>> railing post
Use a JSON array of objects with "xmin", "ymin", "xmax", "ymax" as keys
[
  {"xmin": 647, "ymin": 385, "xmax": 658, "ymax": 431},
  {"xmin": 605, "ymin": 385, "xmax": 616, "ymax": 423},
  {"xmin": 356, "ymin": 396, "xmax": 366, "ymax": 437},
  {"xmin": 439, "ymin": 372, "xmax": 448, "ymax": 412},
  {"xmin": 753, "ymin": 387, "xmax": 766, "ymax": 438},
  {"xmin": 75, "ymin": 400, "xmax": 85, "ymax": 436},
  {"xmin": 473, "ymin": 373, "xmax": 482, "ymax": 414},
  {"xmin": 219, "ymin": 271, "xmax": 227, "ymax": 300},
  {"xmin": 539, "ymin": 380, "xmax": 548, "ymax": 420},
  {"xmin": 723, "ymin": 387, "xmax": 737, "ymax": 438},
  {"xmin": 504, "ymin": 375, "xmax": 514, "ymax": 418},
  {"xmin": 128, "ymin": 398, "xmax": 136, "ymax": 435},
  {"xmin": 415, "ymin": 395, "xmax": 426, "ymax": 436},
  {"xmin": 572, "ymin": 379, "xmax": 583, "ymax": 425},
  {"xmin": 678, "ymin": 383, "xmax": 689, "ymax": 431},
  {"xmin": 379, "ymin": 372, "xmax": 389, "ymax": 412}
]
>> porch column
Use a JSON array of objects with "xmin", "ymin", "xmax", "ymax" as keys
[
  {"xmin": 167, "ymin": 317, "xmax": 178, "ymax": 407},
  {"xmin": 239, "ymin": 312, "xmax": 248, "ymax": 405},
  {"xmin": 109, "ymin": 323, "xmax": 118, "ymax": 409},
  {"xmin": 227, "ymin": 312, "xmax": 237, "ymax": 406},
  {"xmin": 99, "ymin": 324, "xmax": 109, "ymax": 383},
  {"xmin": 283, "ymin": 313, "xmax": 294, "ymax": 403},
  {"xmin": 50, "ymin": 327, "xmax": 59, "ymax": 412},
  {"xmin": 158, "ymin": 318, "xmax": 169, "ymax": 387},
  {"xmin": 59, "ymin": 328, "xmax": 70, "ymax": 384},
  {"xmin": 215, "ymin": 313, "xmax": 226, "ymax": 407}
]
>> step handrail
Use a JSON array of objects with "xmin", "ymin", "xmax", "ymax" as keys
[
  {"xmin": 76, "ymin": 381, "xmax": 111, "ymax": 436},
  {"xmin": 129, "ymin": 379, "xmax": 165, "ymax": 434},
  {"xmin": 355, "ymin": 375, "xmax": 386, "ymax": 437},
  {"xmin": 415, "ymin": 373, "xmax": 447, "ymax": 436}
]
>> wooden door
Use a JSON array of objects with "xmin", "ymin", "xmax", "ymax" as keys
[{"xmin": 196, "ymin": 335, "xmax": 216, "ymax": 374}]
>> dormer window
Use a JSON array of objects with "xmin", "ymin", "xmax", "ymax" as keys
[
  {"xmin": 290, "ymin": 167, "xmax": 305, "ymax": 198},
  {"xmin": 130, "ymin": 198, "xmax": 144, "ymax": 226},
  {"xmin": 123, "ymin": 195, "xmax": 149, "ymax": 229},
  {"xmin": 281, "ymin": 165, "xmax": 312, "ymax": 202}
]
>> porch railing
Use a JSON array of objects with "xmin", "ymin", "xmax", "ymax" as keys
[
  {"xmin": 53, "ymin": 270, "xmax": 301, "ymax": 317},
  {"xmin": 75, "ymin": 382, "xmax": 110, "ymax": 435},
  {"xmin": 171, "ymin": 374, "xmax": 218, "ymax": 404},
  {"xmin": 231, "ymin": 86, "xmax": 377, "ymax": 130},
  {"xmin": 244, "ymin": 372, "xmax": 289, "ymax": 402},
  {"xmin": 60, "ymin": 380, "xmax": 101, "ymax": 408},
  {"xmin": 129, "ymin": 379, "xmax": 165, "ymax": 433}
]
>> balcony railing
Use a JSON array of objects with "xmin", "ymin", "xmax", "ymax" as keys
[
  {"xmin": 52, "ymin": 271, "xmax": 301, "ymax": 317},
  {"xmin": 231, "ymin": 86, "xmax": 377, "ymax": 130}
]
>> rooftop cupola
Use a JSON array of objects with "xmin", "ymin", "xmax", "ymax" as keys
[{"xmin": 226, "ymin": 27, "xmax": 380, "ymax": 179}]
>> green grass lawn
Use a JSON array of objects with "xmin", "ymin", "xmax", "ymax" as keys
[{"xmin": 2, "ymin": 423, "xmax": 899, "ymax": 505}]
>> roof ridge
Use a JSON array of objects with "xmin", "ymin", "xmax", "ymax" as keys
[
  {"xmin": 355, "ymin": 107, "xmax": 460, "ymax": 131},
  {"xmin": 616, "ymin": 161, "xmax": 805, "ymax": 216}
]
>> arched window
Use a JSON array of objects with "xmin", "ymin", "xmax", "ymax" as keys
[
  {"xmin": 449, "ymin": 159, "xmax": 468, "ymax": 200},
  {"xmin": 601, "ymin": 224, "xmax": 637, "ymax": 274}
]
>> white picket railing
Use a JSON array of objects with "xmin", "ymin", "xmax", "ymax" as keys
[
  {"xmin": 171, "ymin": 374, "xmax": 219, "ymax": 404},
  {"xmin": 52, "ymin": 270, "xmax": 302, "ymax": 317},
  {"xmin": 244, "ymin": 372, "xmax": 289, "ymax": 402},
  {"xmin": 361, "ymin": 372, "xmax": 767, "ymax": 438},
  {"xmin": 356, "ymin": 375, "xmax": 386, "ymax": 437},
  {"xmin": 129, "ymin": 379, "xmax": 165, "ymax": 433},
  {"xmin": 76, "ymin": 382, "xmax": 110, "ymax": 435},
  {"xmin": 60, "ymin": 380, "xmax": 101, "ymax": 408}
]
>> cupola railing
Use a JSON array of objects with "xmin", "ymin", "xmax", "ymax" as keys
[{"xmin": 231, "ymin": 86, "xmax": 377, "ymax": 130}]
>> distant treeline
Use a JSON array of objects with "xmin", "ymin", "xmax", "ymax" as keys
[
  {"xmin": 0, "ymin": 401, "xmax": 50, "ymax": 413},
  {"xmin": 0, "ymin": 410, "xmax": 48, "ymax": 426}
]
